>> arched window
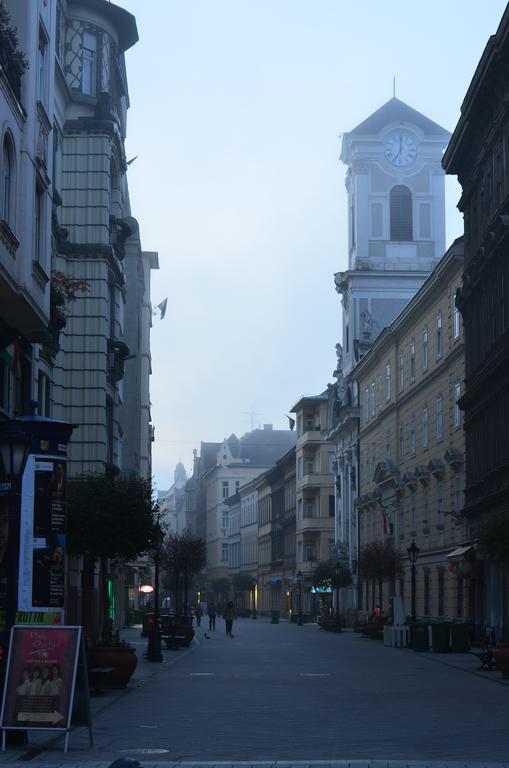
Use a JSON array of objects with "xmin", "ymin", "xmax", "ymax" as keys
[
  {"xmin": 2, "ymin": 136, "xmax": 13, "ymax": 224},
  {"xmin": 390, "ymin": 185, "xmax": 413, "ymax": 241}
]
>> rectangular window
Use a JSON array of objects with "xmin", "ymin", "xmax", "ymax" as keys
[
  {"xmin": 436, "ymin": 396, "xmax": 444, "ymax": 441},
  {"xmin": 438, "ymin": 571, "xmax": 445, "ymax": 616},
  {"xmin": 424, "ymin": 572, "xmax": 430, "ymax": 615},
  {"xmin": 457, "ymin": 577, "xmax": 464, "ymax": 618},
  {"xmin": 410, "ymin": 492, "xmax": 416, "ymax": 534},
  {"xmin": 82, "ymin": 31, "xmax": 97, "ymax": 96},
  {"xmin": 34, "ymin": 182, "xmax": 44, "ymax": 263},
  {"xmin": 437, "ymin": 481, "xmax": 444, "ymax": 528},
  {"xmin": 453, "ymin": 301, "xmax": 460, "ymax": 340},
  {"xmin": 328, "ymin": 451, "xmax": 335, "ymax": 474},
  {"xmin": 305, "ymin": 544, "xmax": 316, "ymax": 562},
  {"xmin": 454, "ymin": 478, "xmax": 463, "ymax": 519},
  {"xmin": 371, "ymin": 202, "xmax": 383, "ymax": 237},
  {"xmin": 419, "ymin": 202, "xmax": 431, "ymax": 238},
  {"xmin": 385, "ymin": 362, "xmax": 391, "ymax": 401},
  {"xmin": 422, "ymin": 406, "xmax": 429, "ymax": 449},
  {"xmin": 399, "ymin": 423, "xmax": 404, "ymax": 462},
  {"xmin": 436, "ymin": 311, "xmax": 442, "ymax": 359},
  {"xmin": 422, "ymin": 327, "xmax": 428, "ymax": 370},
  {"xmin": 370, "ymin": 381, "xmax": 376, "ymax": 417},
  {"xmin": 304, "ymin": 497, "xmax": 316, "ymax": 518},
  {"xmin": 297, "ymin": 498, "xmax": 302, "ymax": 520},
  {"xmin": 399, "ymin": 351, "xmax": 404, "ymax": 392},
  {"xmin": 221, "ymin": 543, "xmax": 229, "ymax": 562},
  {"xmin": 297, "ymin": 457, "xmax": 302, "ymax": 479},
  {"xmin": 409, "ymin": 338, "xmax": 415, "ymax": 382},
  {"xmin": 454, "ymin": 381, "xmax": 461, "ymax": 427},
  {"xmin": 222, "ymin": 480, "xmax": 229, "ymax": 499},
  {"xmin": 397, "ymin": 501, "xmax": 404, "ymax": 540},
  {"xmin": 37, "ymin": 31, "xmax": 47, "ymax": 104},
  {"xmin": 409, "ymin": 415, "xmax": 416, "ymax": 456},
  {"xmin": 422, "ymin": 492, "xmax": 429, "ymax": 527},
  {"xmin": 235, "ymin": 480, "xmax": 240, "ymax": 493},
  {"xmin": 364, "ymin": 386, "xmax": 369, "ymax": 422},
  {"xmin": 329, "ymin": 495, "xmax": 335, "ymax": 517},
  {"xmin": 385, "ymin": 430, "xmax": 391, "ymax": 460},
  {"xmin": 37, "ymin": 372, "xmax": 51, "ymax": 417},
  {"xmin": 222, "ymin": 512, "xmax": 228, "ymax": 529}
]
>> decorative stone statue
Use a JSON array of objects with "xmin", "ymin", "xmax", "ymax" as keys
[{"xmin": 360, "ymin": 309, "xmax": 376, "ymax": 341}]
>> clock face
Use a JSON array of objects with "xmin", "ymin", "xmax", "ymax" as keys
[{"xmin": 384, "ymin": 134, "xmax": 417, "ymax": 166}]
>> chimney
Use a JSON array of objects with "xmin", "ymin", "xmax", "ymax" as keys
[{"xmin": 263, "ymin": 424, "xmax": 273, "ymax": 431}]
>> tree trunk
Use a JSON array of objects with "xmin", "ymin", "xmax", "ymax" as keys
[
  {"xmin": 184, "ymin": 570, "xmax": 188, "ymax": 617},
  {"xmin": 100, "ymin": 555, "xmax": 111, "ymax": 644},
  {"xmin": 378, "ymin": 576, "xmax": 383, "ymax": 613}
]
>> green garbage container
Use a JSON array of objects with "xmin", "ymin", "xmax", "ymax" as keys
[
  {"xmin": 431, "ymin": 622, "xmax": 451, "ymax": 653},
  {"xmin": 271, "ymin": 610, "xmax": 280, "ymax": 624},
  {"xmin": 412, "ymin": 624, "xmax": 429, "ymax": 652},
  {"xmin": 450, "ymin": 623, "xmax": 470, "ymax": 652}
]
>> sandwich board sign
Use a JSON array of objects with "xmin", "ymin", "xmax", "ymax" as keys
[{"xmin": 0, "ymin": 625, "xmax": 92, "ymax": 752}]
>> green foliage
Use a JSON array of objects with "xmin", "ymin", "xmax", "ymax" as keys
[
  {"xmin": 210, "ymin": 577, "xmax": 230, "ymax": 595},
  {"xmin": 312, "ymin": 560, "xmax": 353, "ymax": 590},
  {"xmin": 0, "ymin": 0, "xmax": 28, "ymax": 70},
  {"xmin": 359, "ymin": 540, "xmax": 402, "ymax": 581},
  {"xmin": 477, "ymin": 509, "xmax": 509, "ymax": 568},
  {"xmin": 161, "ymin": 531, "xmax": 207, "ymax": 577},
  {"xmin": 67, "ymin": 473, "xmax": 160, "ymax": 561},
  {"xmin": 232, "ymin": 572, "xmax": 256, "ymax": 593}
]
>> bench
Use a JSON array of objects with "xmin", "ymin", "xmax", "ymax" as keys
[
  {"xmin": 469, "ymin": 643, "xmax": 498, "ymax": 670},
  {"xmin": 160, "ymin": 618, "xmax": 194, "ymax": 650}
]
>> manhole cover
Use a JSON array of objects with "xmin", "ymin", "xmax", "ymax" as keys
[{"xmin": 119, "ymin": 748, "xmax": 170, "ymax": 755}]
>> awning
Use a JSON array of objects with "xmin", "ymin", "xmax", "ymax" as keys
[{"xmin": 446, "ymin": 545, "xmax": 475, "ymax": 561}]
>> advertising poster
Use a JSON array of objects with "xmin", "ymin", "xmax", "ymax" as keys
[
  {"xmin": 18, "ymin": 456, "xmax": 67, "ymax": 622},
  {"xmin": 0, "ymin": 626, "xmax": 80, "ymax": 730}
]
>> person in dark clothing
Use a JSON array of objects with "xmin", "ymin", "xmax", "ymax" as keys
[
  {"xmin": 224, "ymin": 601, "xmax": 236, "ymax": 637},
  {"xmin": 207, "ymin": 601, "xmax": 217, "ymax": 631}
]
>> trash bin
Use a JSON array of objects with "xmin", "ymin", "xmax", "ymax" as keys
[
  {"xmin": 271, "ymin": 610, "xmax": 280, "ymax": 624},
  {"xmin": 431, "ymin": 622, "xmax": 451, "ymax": 653},
  {"xmin": 412, "ymin": 624, "xmax": 429, "ymax": 652},
  {"xmin": 141, "ymin": 612, "xmax": 154, "ymax": 637},
  {"xmin": 450, "ymin": 623, "xmax": 470, "ymax": 652}
]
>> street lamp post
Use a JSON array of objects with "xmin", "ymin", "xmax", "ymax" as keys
[
  {"xmin": 147, "ymin": 525, "xmax": 165, "ymax": 662},
  {"xmin": 334, "ymin": 561, "xmax": 342, "ymax": 633},
  {"xmin": 407, "ymin": 541, "xmax": 420, "ymax": 624},
  {"xmin": 0, "ymin": 429, "xmax": 31, "ymax": 641},
  {"xmin": 296, "ymin": 570, "xmax": 303, "ymax": 626},
  {"xmin": 251, "ymin": 578, "xmax": 257, "ymax": 619}
]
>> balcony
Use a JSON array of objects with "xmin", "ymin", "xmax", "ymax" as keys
[{"xmin": 297, "ymin": 471, "xmax": 333, "ymax": 491}]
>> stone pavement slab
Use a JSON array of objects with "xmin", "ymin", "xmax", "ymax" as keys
[{"xmin": 1, "ymin": 622, "xmax": 508, "ymax": 764}]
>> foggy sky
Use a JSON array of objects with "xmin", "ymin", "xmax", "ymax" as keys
[{"xmin": 113, "ymin": 0, "xmax": 507, "ymax": 491}]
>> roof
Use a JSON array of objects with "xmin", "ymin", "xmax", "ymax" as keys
[
  {"xmin": 231, "ymin": 428, "xmax": 296, "ymax": 467},
  {"xmin": 70, "ymin": 0, "xmax": 138, "ymax": 53},
  {"xmin": 348, "ymin": 97, "xmax": 450, "ymax": 138},
  {"xmin": 290, "ymin": 390, "xmax": 329, "ymax": 413}
]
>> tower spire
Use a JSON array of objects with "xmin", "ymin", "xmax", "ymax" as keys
[{"xmin": 393, "ymin": 76, "xmax": 396, "ymax": 98}]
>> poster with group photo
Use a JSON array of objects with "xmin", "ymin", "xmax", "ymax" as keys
[{"xmin": 0, "ymin": 626, "xmax": 80, "ymax": 730}]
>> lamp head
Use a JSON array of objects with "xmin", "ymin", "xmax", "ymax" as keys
[{"xmin": 407, "ymin": 541, "xmax": 420, "ymax": 565}]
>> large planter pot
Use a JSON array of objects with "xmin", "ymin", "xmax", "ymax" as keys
[
  {"xmin": 91, "ymin": 645, "xmax": 138, "ymax": 689},
  {"xmin": 493, "ymin": 645, "xmax": 509, "ymax": 678}
]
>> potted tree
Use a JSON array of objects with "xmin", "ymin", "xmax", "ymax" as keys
[
  {"xmin": 312, "ymin": 560, "xmax": 353, "ymax": 630},
  {"xmin": 477, "ymin": 508, "xmax": 509, "ymax": 676},
  {"xmin": 67, "ymin": 473, "xmax": 161, "ymax": 687},
  {"xmin": 160, "ymin": 531, "xmax": 206, "ymax": 646}
]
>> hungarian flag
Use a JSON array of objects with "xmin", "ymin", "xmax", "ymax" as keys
[{"xmin": 0, "ymin": 339, "xmax": 20, "ymax": 374}]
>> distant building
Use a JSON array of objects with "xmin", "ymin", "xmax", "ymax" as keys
[
  {"xmin": 328, "ymin": 97, "xmax": 451, "ymax": 613},
  {"xmin": 355, "ymin": 239, "xmax": 465, "ymax": 621},
  {"xmin": 159, "ymin": 462, "xmax": 188, "ymax": 535},
  {"xmin": 290, "ymin": 394, "xmax": 335, "ymax": 616},
  {"xmin": 202, "ymin": 425, "xmax": 296, "ymax": 584}
]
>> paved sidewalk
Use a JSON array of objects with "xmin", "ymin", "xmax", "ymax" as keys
[{"xmin": 1, "ymin": 621, "xmax": 508, "ymax": 765}]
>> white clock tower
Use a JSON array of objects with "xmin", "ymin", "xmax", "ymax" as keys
[{"xmin": 335, "ymin": 97, "xmax": 450, "ymax": 376}]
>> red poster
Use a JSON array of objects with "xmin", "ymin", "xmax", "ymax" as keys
[{"xmin": 1, "ymin": 626, "xmax": 80, "ymax": 730}]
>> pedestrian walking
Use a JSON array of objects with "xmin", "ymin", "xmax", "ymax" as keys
[
  {"xmin": 194, "ymin": 604, "xmax": 203, "ymax": 627},
  {"xmin": 207, "ymin": 600, "xmax": 217, "ymax": 631},
  {"xmin": 224, "ymin": 600, "xmax": 236, "ymax": 637}
]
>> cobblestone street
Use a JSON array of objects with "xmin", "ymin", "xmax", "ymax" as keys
[{"xmin": 2, "ymin": 620, "xmax": 508, "ymax": 767}]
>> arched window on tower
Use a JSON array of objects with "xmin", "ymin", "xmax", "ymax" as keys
[{"xmin": 390, "ymin": 185, "xmax": 413, "ymax": 241}]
